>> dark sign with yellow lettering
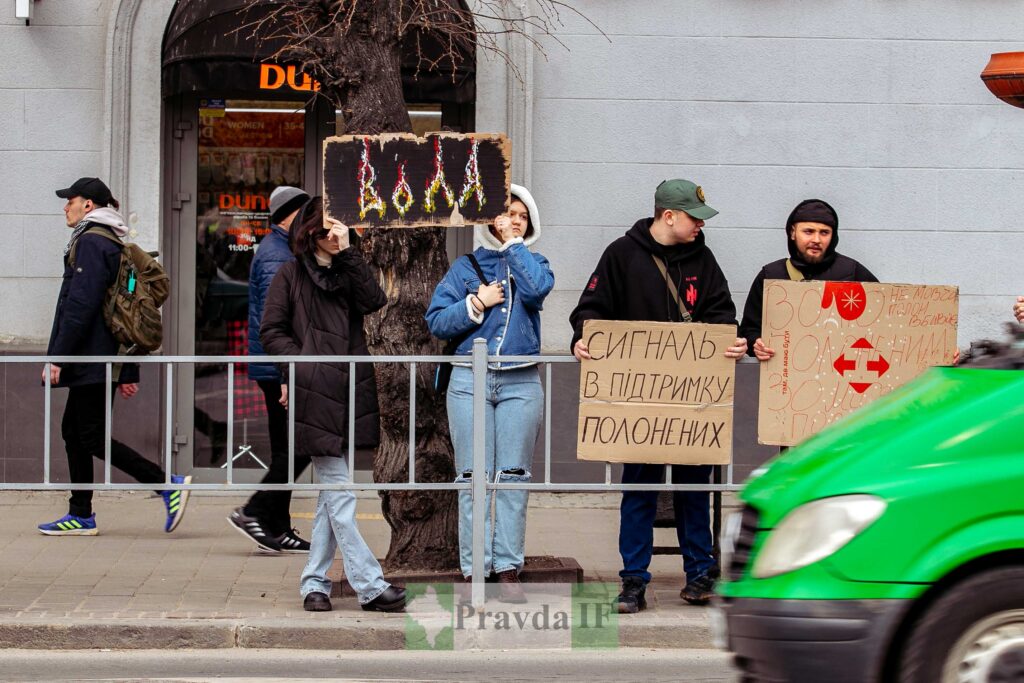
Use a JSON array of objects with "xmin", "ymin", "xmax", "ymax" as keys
[{"xmin": 323, "ymin": 133, "xmax": 511, "ymax": 228}]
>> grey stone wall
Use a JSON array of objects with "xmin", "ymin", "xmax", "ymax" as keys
[
  {"xmin": 528, "ymin": 0, "xmax": 1024, "ymax": 353},
  {"xmin": 0, "ymin": 1, "xmax": 111, "ymax": 341},
  {"xmin": 1, "ymin": 1, "xmax": 1023, "ymax": 481},
  {"xmin": 3, "ymin": 1, "xmax": 1024, "ymax": 346}
]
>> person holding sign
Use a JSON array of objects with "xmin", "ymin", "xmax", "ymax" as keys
[
  {"xmin": 260, "ymin": 198, "xmax": 405, "ymax": 613},
  {"xmin": 425, "ymin": 185, "xmax": 554, "ymax": 603},
  {"xmin": 739, "ymin": 199, "xmax": 877, "ymax": 361},
  {"xmin": 569, "ymin": 179, "xmax": 747, "ymax": 612}
]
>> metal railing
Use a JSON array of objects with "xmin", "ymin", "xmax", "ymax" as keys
[{"xmin": 3, "ymin": 339, "xmax": 743, "ymax": 605}]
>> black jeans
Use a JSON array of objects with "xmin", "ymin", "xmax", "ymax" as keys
[
  {"xmin": 62, "ymin": 383, "xmax": 165, "ymax": 517},
  {"xmin": 243, "ymin": 380, "xmax": 312, "ymax": 535}
]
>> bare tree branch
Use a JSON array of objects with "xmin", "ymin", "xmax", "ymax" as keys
[{"xmin": 239, "ymin": 0, "xmax": 606, "ymax": 109}]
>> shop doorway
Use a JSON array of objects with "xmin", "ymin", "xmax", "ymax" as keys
[{"xmin": 161, "ymin": 1, "xmax": 475, "ymax": 479}]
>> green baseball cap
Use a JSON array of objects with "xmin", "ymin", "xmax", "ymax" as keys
[{"xmin": 654, "ymin": 179, "xmax": 718, "ymax": 220}]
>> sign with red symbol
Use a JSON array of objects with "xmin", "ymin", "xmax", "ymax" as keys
[
  {"xmin": 758, "ymin": 280, "xmax": 958, "ymax": 446},
  {"xmin": 832, "ymin": 337, "xmax": 889, "ymax": 394},
  {"xmin": 821, "ymin": 281, "xmax": 867, "ymax": 320}
]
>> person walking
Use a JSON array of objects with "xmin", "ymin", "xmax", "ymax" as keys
[
  {"xmin": 260, "ymin": 197, "xmax": 405, "ymax": 612},
  {"xmin": 570, "ymin": 179, "xmax": 747, "ymax": 612},
  {"xmin": 228, "ymin": 185, "xmax": 312, "ymax": 553},
  {"xmin": 426, "ymin": 185, "xmax": 554, "ymax": 603},
  {"xmin": 39, "ymin": 177, "xmax": 190, "ymax": 536}
]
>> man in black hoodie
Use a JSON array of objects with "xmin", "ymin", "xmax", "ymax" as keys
[
  {"xmin": 570, "ymin": 179, "xmax": 747, "ymax": 613},
  {"xmin": 739, "ymin": 199, "xmax": 877, "ymax": 362}
]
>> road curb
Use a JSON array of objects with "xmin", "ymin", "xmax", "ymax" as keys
[
  {"xmin": 0, "ymin": 619, "xmax": 237, "ymax": 650},
  {"xmin": 0, "ymin": 616, "xmax": 708, "ymax": 650}
]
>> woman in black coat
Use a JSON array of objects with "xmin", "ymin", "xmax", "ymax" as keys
[{"xmin": 260, "ymin": 197, "xmax": 405, "ymax": 613}]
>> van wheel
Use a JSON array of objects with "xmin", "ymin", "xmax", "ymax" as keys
[{"xmin": 900, "ymin": 567, "xmax": 1024, "ymax": 683}]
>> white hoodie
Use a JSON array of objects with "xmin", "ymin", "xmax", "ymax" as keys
[
  {"xmin": 473, "ymin": 183, "xmax": 542, "ymax": 251},
  {"xmin": 83, "ymin": 207, "xmax": 130, "ymax": 238}
]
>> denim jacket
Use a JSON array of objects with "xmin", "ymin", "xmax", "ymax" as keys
[{"xmin": 426, "ymin": 238, "xmax": 554, "ymax": 370}]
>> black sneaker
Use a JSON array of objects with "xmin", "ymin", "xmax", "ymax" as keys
[
  {"xmin": 617, "ymin": 576, "xmax": 647, "ymax": 614},
  {"xmin": 361, "ymin": 586, "xmax": 407, "ymax": 613},
  {"xmin": 227, "ymin": 507, "xmax": 281, "ymax": 553},
  {"xmin": 275, "ymin": 529, "xmax": 311, "ymax": 554},
  {"xmin": 681, "ymin": 573, "xmax": 716, "ymax": 606},
  {"xmin": 303, "ymin": 591, "xmax": 332, "ymax": 612}
]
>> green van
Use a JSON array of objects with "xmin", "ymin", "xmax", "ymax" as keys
[{"xmin": 717, "ymin": 366, "xmax": 1024, "ymax": 682}]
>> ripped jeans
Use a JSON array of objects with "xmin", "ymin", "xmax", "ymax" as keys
[{"xmin": 447, "ymin": 365, "xmax": 542, "ymax": 578}]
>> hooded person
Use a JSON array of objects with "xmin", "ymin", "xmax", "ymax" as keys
[
  {"xmin": 425, "ymin": 184, "xmax": 555, "ymax": 603},
  {"xmin": 568, "ymin": 179, "xmax": 748, "ymax": 614},
  {"xmin": 739, "ymin": 199, "xmax": 878, "ymax": 361},
  {"xmin": 39, "ymin": 177, "xmax": 191, "ymax": 538}
]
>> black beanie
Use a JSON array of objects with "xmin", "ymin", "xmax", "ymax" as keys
[{"xmin": 788, "ymin": 200, "xmax": 837, "ymax": 229}]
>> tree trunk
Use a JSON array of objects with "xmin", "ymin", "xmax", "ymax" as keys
[
  {"xmin": 330, "ymin": 1, "xmax": 459, "ymax": 571},
  {"xmin": 361, "ymin": 229, "xmax": 459, "ymax": 571}
]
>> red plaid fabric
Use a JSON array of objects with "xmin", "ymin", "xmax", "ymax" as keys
[{"xmin": 226, "ymin": 320, "xmax": 266, "ymax": 420}]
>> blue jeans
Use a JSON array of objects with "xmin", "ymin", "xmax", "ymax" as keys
[
  {"xmin": 447, "ymin": 365, "xmax": 542, "ymax": 577},
  {"xmin": 619, "ymin": 463, "xmax": 714, "ymax": 584},
  {"xmin": 300, "ymin": 455, "xmax": 390, "ymax": 605}
]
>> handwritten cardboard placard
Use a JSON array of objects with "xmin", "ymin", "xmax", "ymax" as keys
[
  {"xmin": 758, "ymin": 280, "xmax": 959, "ymax": 446},
  {"xmin": 323, "ymin": 133, "xmax": 511, "ymax": 228},
  {"xmin": 577, "ymin": 320, "xmax": 736, "ymax": 465}
]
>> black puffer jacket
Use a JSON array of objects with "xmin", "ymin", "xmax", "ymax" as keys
[
  {"xmin": 570, "ymin": 218, "xmax": 737, "ymax": 350},
  {"xmin": 739, "ymin": 199, "xmax": 878, "ymax": 354},
  {"xmin": 260, "ymin": 249, "xmax": 386, "ymax": 457}
]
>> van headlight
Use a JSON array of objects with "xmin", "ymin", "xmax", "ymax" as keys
[{"xmin": 751, "ymin": 495, "xmax": 886, "ymax": 579}]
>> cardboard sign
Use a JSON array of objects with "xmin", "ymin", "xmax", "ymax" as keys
[
  {"xmin": 758, "ymin": 280, "xmax": 959, "ymax": 446},
  {"xmin": 577, "ymin": 320, "xmax": 737, "ymax": 465},
  {"xmin": 323, "ymin": 133, "xmax": 511, "ymax": 228}
]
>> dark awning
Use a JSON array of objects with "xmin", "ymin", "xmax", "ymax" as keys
[{"xmin": 162, "ymin": 0, "xmax": 475, "ymax": 103}]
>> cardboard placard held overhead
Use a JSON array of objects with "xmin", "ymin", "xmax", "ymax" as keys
[
  {"xmin": 323, "ymin": 133, "xmax": 511, "ymax": 228},
  {"xmin": 758, "ymin": 280, "xmax": 959, "ymax": 446},
  {"xmin": 577, "ymin": 320, "xmax": 737, "ymax": 465}
]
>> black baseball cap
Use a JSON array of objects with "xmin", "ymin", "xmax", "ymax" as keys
[{"xmin": 55, "ymin": 177, "xmax": 114, "ymax": 206}]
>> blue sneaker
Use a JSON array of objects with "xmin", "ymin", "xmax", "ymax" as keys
[
  {"xmin": 161, "ymin": 474, "xmax": 192, "ymax": 533},
  {"xmin": 38, "ymin": 513, "xmax": 98, "ymax": 536}
]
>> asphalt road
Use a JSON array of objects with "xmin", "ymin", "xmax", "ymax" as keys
[{"xmin": 1, "ymin": 648, "xmax": 737, "ymax": 682}]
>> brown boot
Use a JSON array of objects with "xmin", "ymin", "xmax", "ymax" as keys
[
  {"xmin": 456, "ymin": 575, "xmax": 473, "ymax": 605},
  {"xmin": 497, "ymin": 569, "xmax": 527, "ymax": 604}
]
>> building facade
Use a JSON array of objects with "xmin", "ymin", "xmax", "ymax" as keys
[{"xmin": 1, "ymin": 0, "xmax": 1022, "ymax": 481}]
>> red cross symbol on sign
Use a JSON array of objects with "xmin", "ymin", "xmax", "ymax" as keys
[{"xmin": 833, "ymin": 337, "xmax": 890, "ymax": 394}]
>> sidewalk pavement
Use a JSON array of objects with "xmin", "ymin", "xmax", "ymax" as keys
[{"xmin": 0, "ymin": 491, "xmax": 727, "ymax": 650}]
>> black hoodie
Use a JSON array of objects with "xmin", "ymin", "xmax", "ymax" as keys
[
  {"xmin": 570, "ymin": 218, "xmax": 737, "ymax": 350},
  {"xmin": 738, "ymin": 199, "xmax": 878, "ymax": 355}
]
